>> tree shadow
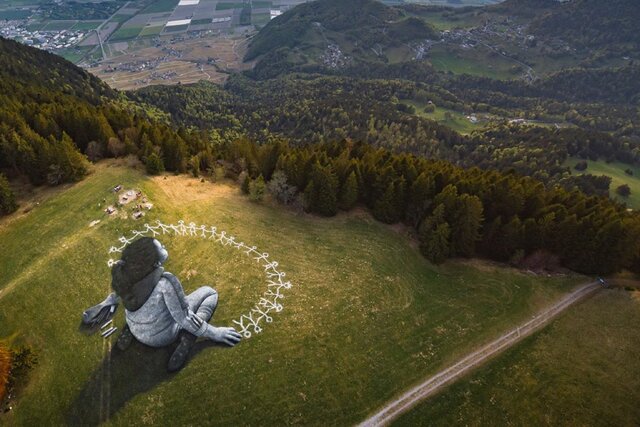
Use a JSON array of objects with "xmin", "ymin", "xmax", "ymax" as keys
[{"xmin": 66, "ymin": 334, "xmax": 224, "ymax": 425}]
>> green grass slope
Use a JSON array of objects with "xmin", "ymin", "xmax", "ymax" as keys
[
  {"xmin": 394, "ymin": 288, "xmax": 640, "ymax": 426},
  {"xmin": 0, "ymin": 161, "xmax": 584, "ymax": 425},
  {"xmin": 567, "ymin": 158, "xmax": 640, "ymax": 209}
]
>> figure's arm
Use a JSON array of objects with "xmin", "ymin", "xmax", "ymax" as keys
[
  {"xmin": 82, "ymin": 292, "xmax": 120, "ymax": 326},
  {"xmin": 161, "ymin": 273, "xmax": 242, "ymax": 346},
  {"xmin": 160, "ymin": 274, "xmax": 208, "ymax": 337}
]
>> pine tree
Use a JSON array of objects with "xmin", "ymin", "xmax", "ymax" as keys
[
  {"xmin": 406, "ymin": 172, "xmax": 434, "ymax": 227},
  {"xmin": 338, "ymin": 171, "xmax": 359, "ymax": 211},
  {"xmin": 480, "ymin": 216, "xmax": 503, "ymax": 259},
  {"xmin": 433, "ymin": 184, "xmax": 458, "ymax": 215},
  {"xmin": 373, "ymin": 181, "xmax": 398, "ymax": 223},
  {"xmin": 498, "ymin": 216, "xmax": 524, "ymax": 262},
  {"xmin": 145, "ymin": 152, "xmax": 165, "ymax": 175},
  {"xmin": 373, "ymin": 177, "xmax": 405, "ymax": 224},
  {"xmin": 450, "ymin": 194, "xmax": 484, "ymax": 257},
  {"xmin": 418, "ymin": 204, "xmax": 451, "ymax": 264},
  {"xmin": 85, "ymin": 141, "xmax": 104, "ymax": 162},
  {"xmin": 260, "ymin": 142, "xmax": 282, "ymax": 181},
  {"xmin": 523, "ymin": 217, "xmax": 542, "ymax": 252},
  {"xmin": 428, "ymin": 223, "xmax": 451, "ymax": 264},
  {"xmin": 304, "ymin": 163, "xmax": 338, "ymax": 216},
  {"xmin": 240, "ymin": 172, "xmax": 251, "ymax": 194},
  {"xmin": 47, "ymin": 133, "xmax": 89, "ymax": 184},
  {"xmin": 0, "ymin": 173, "xmax": 17, "ymax": 215}
]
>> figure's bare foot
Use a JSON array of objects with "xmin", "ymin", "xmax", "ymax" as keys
[
  {"xmin": 168, "ymin": 333, "xmax": 196, "ymax": 372},
  {"xmin": 208, "ymin": 327, "xmax": 242, "ymax": 346}
]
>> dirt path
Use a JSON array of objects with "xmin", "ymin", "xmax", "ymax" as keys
[{"xmin": 359, "ymin": 281, "xmax": 602, "ymax": 427}]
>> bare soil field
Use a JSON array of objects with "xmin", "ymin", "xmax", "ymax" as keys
[{"xmin": 89, "ymin": 34, "xmax": 253, "ymax": 90}]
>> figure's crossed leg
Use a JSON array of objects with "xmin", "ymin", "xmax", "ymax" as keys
[
  {"xmin": 168, "ymin": 286, "xmax": 219, "ymax": 372},
  {"xmin": 186, "ymin": 286, "xmax": 218, "ymax": 323}
]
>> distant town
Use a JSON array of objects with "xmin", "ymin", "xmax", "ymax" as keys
[
  {"xmin": 0, "ymin": 0, "xmax": 501, "ymax": 63},
  {"xmin": 0, "ymin": 22, "xmax": 87, "ymax": 50}
]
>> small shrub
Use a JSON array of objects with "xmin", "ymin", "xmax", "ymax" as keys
[
  {"xmin": 396, "ymin": 103, "xmax": 416, "ymax": 114},
  {"xmin": 509, "ymin": 249, "xmax": 525, "ymax": 266},
  {"xmin": 1, "ymin": 346, "xmax": 37, "ymax": 412},
  {"xmin": 239, "ymin": 171, "xmax": 250, "ymax": 194},
  {"xmin": 616, "ymin": 184, "xmax": 631, "ymax": 197},
  {"xmin": 267, "ymin": 170, "xmax": 297, "ymax": 205},
  {"xmin": 249, "ymin": 175, "xmax": 266, "ymax": 202},
  {"xmin": 214, "ymin": 166, "xmax": 225, "ymax": 182},
  {"xmin": 574, "ymin": 161, "xmax": 588, "ymax": 171},
  {"xmin": 145, "ymin": 153, "xmax": 165, "ymax": 175}
]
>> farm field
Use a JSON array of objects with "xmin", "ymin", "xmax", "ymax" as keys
[
  {"xmin": 109, "ymin": 25, "xmax": 143, "ymax": 41},
  {"xmin": 567, "ymin": 158, "xmax": 640, "ymax": 209},
  {"xmin": 57, "ymin": 45, "xmax": 93, "ymax": 63},
  {"xmin": 71, "ymin": 21, "xmax": 103, "ymax": 31},
  {"xmin": 138, "ymin": 24, "xmax": 164, "ymax": 37},
  {"xmin": 0, "ymin": 9, "xmax": 30, "ymax": 19},
  {"xmin": 41, "ymin": 20, "xmax": 76, "ymax": 31},
  {"xmin": 91, "ymin": 34, "xmax": 252, "ymax": 89},
  {"xmin": 394, "ymin": 288, "xmax": 640, "ymax": 426},
  {"xmin": 0, "ymin": 161, "xmax": 584, "ymax": 425}
]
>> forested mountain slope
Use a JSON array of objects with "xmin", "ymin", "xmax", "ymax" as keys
[
  {"xmin": 0, "ymin": 37, "xmax": 114, "ymax": 103},
  {"xmin": 2, "ymin": 25, "xmax": 640, "ymax": 276},
  {"xmin": 245, "ymin": 0, "xmax": 438, "ymax": 78}
]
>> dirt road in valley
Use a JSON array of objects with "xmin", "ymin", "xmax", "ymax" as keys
[{"xmin": 359, "ymin": 281, "xmax": 602, "ymax": 427}]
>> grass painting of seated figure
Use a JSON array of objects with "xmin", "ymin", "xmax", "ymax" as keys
[{"xmin": 83, "ymin": 237, "xmax": 242, "ymax": 372}]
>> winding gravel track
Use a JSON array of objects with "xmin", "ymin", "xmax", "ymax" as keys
[{"xmin": 359, "ymin": 281, "xmax": 602, "ymax": 427}]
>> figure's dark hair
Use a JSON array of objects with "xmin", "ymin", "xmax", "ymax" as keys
[{"xmin": 111, "ymin": 237, "xmax": 160, "ymax": 295}]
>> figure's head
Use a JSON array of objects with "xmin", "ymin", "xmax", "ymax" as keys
[
  {"xmin": 153, "ymin": 239, "xmax": 169, "ymax": 265},
  {"xmin": 111, "ymin": 238, "xmax": 168, "ymax": 306}
]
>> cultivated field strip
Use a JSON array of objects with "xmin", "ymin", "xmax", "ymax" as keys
[{"xmin": 360, "ymin": 281, "xmax": 602, "ymax": 427}]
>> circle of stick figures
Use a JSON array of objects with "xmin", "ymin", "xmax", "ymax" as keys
[{"xmin": 107, "ymin": 220, "xmax": 293, "ymax": 338}]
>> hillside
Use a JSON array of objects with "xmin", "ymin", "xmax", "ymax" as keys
[
  {"xmin": 528, "ymin": 0, "xmax": 640, "ymax": 53},
  {"xmin": 241, "ymin": 0, "xmax": 640, "ymax": 126},
  {"xmin": 395, "ymin": 288, "xmax": 640, "ymax": 426},
  {"xmin": 567, "ymin": 158, "xmax": 640, "ymax": 209},
  {"xmin": 0, "ymin": 34, "xmax": 198, "ymax": 209},
  {"xmin": 1, "ymin": 10, "xmax": 640, "ymax": 425},
  {"xmin": 245, "ymin": 0, "xmax": 438, "ymax": 78},
  {"xmin": 0, "ymin": 162, "xmax": 585, "ymax": 424},
  {"xmin": 0, "ymin": 37, "xmax": 114, "ymax": 103}
]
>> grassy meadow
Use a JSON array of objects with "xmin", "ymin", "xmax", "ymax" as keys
[
  {"xmin": 404, "ymin": 100, "xmax": 484, "ymax": 135},
  {"xmin": 0, "ymin": 161, "xmax": 586, "ymax": 425},
  {"xmin": 567, "ymin": 157, "xmax": 640, "ymax": 209},
  {"xmin": 394, "ymin": 288, "xmax": 640, "ymax": 426},
  {"xmin": 428, "ymin": 46, "xmax": 520, "ymax": 80}
]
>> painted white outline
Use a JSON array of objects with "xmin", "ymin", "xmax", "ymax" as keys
[{"xmin": 108, "ymin": 220, "xmax": 292, "ymax": 339}]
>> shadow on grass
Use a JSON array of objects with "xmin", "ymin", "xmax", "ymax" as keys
[{"xmin": 66, "ymin": 336, "xmax": 225, "ymax": 425}]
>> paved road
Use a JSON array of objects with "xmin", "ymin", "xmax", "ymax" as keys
[{"xmin": 359, "ymin": 281, "xmax": 602, "ymax": 427}]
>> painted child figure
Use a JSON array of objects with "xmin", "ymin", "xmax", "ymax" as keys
[{"xmin": 84, "ymin": 237, "xmax": 241, "ymax": 372}]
